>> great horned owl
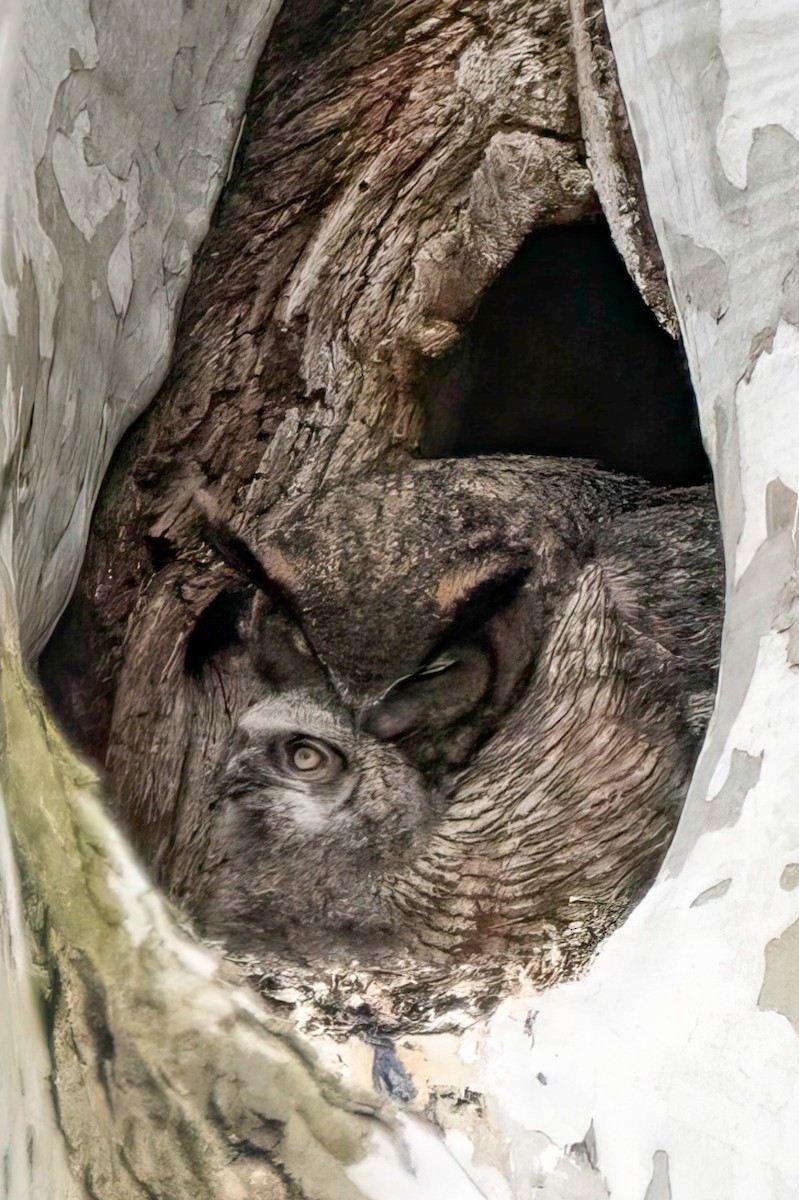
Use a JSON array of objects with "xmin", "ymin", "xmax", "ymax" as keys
[{"xmin": 189, "ymin": 456, "xmax": 722, "ymax": 973}]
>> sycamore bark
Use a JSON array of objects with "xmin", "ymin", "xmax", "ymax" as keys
[{"xmin": 3, "ymin": 0, "xmax": 799, "ymax": 1197}]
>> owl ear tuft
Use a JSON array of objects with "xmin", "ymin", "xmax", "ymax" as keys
[{"xmin": 438, "ymin": 566, "xmax": 531, "ymax": 643}]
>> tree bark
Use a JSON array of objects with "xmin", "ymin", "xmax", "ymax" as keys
[
  {"xmin": 5, "ymin": 0, "xmax": 798, "ymax": 1197},
  {"xmin": 39, "ymin": 0, "xmax": 676, "ymax": 1027},
  {"xmin": 44, "ymin": 0, "xmax": 603, "ymax": 801},
  {"xmin": 0, "ymin": 2, "xmax": 490, "ymax": 1195},
  {"xmin": 2, "ymin": 0, "xmax": 281, "ymax": 660}
]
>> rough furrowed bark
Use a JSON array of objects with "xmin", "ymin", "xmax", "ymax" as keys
[
  {"xmin": 42, "ymin": 0, "xmax": 600, "ymax": 890},
  {"xmin": 568, "ymin": 0, "xmax": 677, "ymax": 334}
]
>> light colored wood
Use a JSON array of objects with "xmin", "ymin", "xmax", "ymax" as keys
[{"xmin": 1, "ymin": 0, "xmax": 280, "ymax": 659}]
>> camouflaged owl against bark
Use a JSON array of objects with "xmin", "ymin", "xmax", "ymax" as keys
[{"xmin": 193, "ymin": 457, "xmax": 723, "ymax": 984}]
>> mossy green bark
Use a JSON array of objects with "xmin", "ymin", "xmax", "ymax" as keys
[{"xmin": 0, "ymin": 650, "xmax": 385, "ymax": 1200}]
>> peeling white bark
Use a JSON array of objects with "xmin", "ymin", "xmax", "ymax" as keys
[
  {"xmin": 0, "ymin": 19, "xmax": 70, "ymax": 1195},
  {"xmin": 2, "ymin": 0, "xmax": 281, "ymax": 658},
  {"xmin": 569, "ymin": 0, "xmax": 678, "ymax": 336}
]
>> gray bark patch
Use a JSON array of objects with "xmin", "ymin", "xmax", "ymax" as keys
[
  {"xmin": 759, "ymin": 919, "xmax": 799, "ymax": 1036},
  {"xmin": 666, "ymin": 230, "xmax": 730, "ymax": 320},
  {"xmin": 666, "ymin": 477, "xmax": 788, "ymax": 874},
  {"xmin": 771, "ymin": 492, "xmax": 799, "ymax": 663},
  {"xmin": 766, "ymin": 479, "xmax": 798, "ymax": 540},
  {"xmin": 780, "ymin": 864, "xmax": 799, "ymax": 891},
  {"xmin": 706, "ymin": 748, "xmax": 763, "ymax": 829},
  {"xmin": 643, "ymin": 1150, "xmax": 672, "ymax": 1200},
  {"xmin": 743, "ymin": 327, "xmax": 776, "ymax": 383},
  {"xmin": 581, "ymin": 1120, "xmax": 598, "ymax": 1169},
  {"xmin": 690, "ymin": 878, "xmax": 731, "ymax": 907}
]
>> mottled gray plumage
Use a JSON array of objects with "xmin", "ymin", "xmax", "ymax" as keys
[{"xmin": 191, "ymin": 456, "xmax": 723, "ymax": 974}]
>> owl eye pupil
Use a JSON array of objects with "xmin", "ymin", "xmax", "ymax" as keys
[
  {"xmin": 292, "ymin": 742, "xmax": 323, "ymax": 771},
  {"xmin": 281, "ymin": 736, "xmax": 345, "ymax": 783}
]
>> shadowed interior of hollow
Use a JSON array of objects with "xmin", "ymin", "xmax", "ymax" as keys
[{"xmin": 421, "ymin": 218, "xmax": 708, "ymax": 487}]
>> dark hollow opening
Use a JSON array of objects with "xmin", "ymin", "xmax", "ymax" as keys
[{"xmin": 420, "ymin": 218, "xmax": 709, "ymax": 487}]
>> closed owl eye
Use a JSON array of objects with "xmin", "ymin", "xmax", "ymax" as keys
[
  {"xmin": 380, "ymin": 654, "xmax": 458, "ymax": 699},
  {"xmin": 413, "ymin": 655, "xmax": 458, "ymax": 679},
  {"xmin": 362, "ymin": 645, "xmax": 490, "ymax": 745}
]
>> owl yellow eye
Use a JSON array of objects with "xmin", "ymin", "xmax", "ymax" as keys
[
  {"xmin": 292, "ymin": 742, "xmax": 323, "ymax": 771},
  {"xmin": 282, "ymin": 736, "xmax": 345, "ymax": 782}
]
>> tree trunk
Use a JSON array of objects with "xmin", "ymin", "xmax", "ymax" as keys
[
  {"xmin": 43, "ymin": 0, "xmax": 680, "ymax": 1018},
  {"xmin": 4, "ymin": 0, "xmax": 798, "ymax": 1197},
  {"xmin": 0, "ymin": 1, "xmax": 489, "ymax": 1195},
  {"xmin": 43, "ymin": 0, "xmax": 613, "ymax": 790}
]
